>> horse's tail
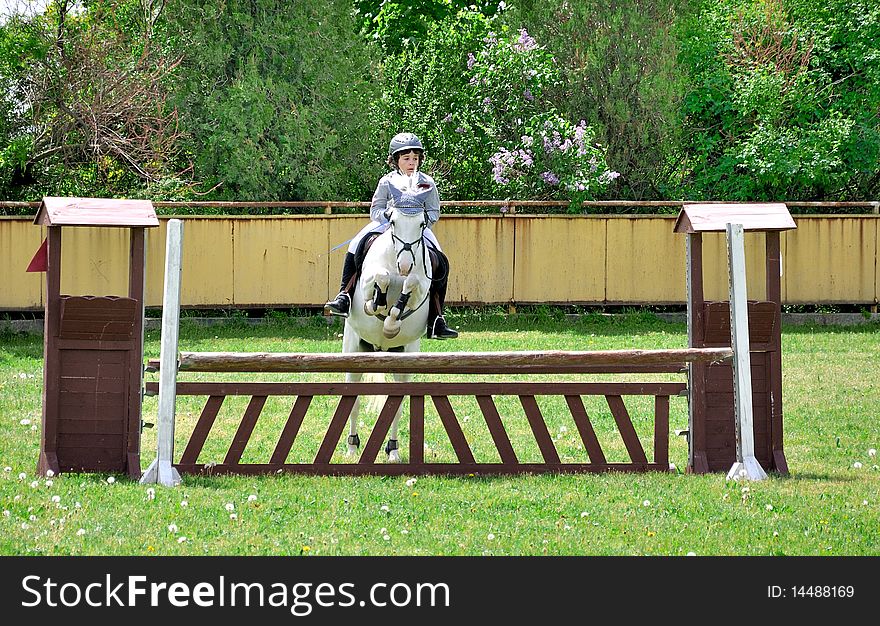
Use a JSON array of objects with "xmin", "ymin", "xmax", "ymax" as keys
[{"xmin": 363, "ymin": 372, "xmax": 387, "ymax": 415}]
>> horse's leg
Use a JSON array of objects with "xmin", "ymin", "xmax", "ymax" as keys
[
  {"xmin": 342, "ymin": 322, "xmax": 363, "ymax": 457},
  {"xmin": 385, "ymin": 339, "xmax": 420, "ymax": 463},
  {"xmin": 364, "ymin": 271, "xmax": 391, "ymax": 316},
  {"xmin": 383, "ymin": 273, "xmax": 422, "ymax": 339}
]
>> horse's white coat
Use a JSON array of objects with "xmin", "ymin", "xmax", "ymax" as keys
[{"xmin": 342, "ymin": 207, "xmax": 432, "ymax": 462}]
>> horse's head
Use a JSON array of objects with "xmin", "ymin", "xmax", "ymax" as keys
[{"xmin": 386, "ymin": 206, "xmax": 427, "ymax": 277}]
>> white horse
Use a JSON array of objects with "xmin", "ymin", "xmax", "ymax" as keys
[{"xmin": 342, "ymin": 206, "xmax": 433, "ymax": 462}]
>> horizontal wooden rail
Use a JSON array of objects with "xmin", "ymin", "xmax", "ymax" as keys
[{"xmin": 147, "ymin": 348, "xmax": 733, "ymax": 374}]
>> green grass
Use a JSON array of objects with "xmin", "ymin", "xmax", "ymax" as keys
[{"xmin": 0, "ymin": 313, "xmax": 878, "ymax": 556}]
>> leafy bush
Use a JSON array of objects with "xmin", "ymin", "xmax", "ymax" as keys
[
  {"xmin": 373, "ymin": 12, "xmax": 615, "ymax": 208},
  {"xmin": 678, "ymin": 0, "xmax": 880, "ymax": 201}
]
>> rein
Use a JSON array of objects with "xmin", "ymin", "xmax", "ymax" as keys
[{"xmin": 381, "ymin": 209, "xmax": 431, "ymax": 322}]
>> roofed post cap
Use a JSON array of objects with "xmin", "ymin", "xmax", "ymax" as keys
[
  {"xmin": 34, "ymin": 197, "xmax": 159, "ymax": 227},
  {"xmin": 673, "ymin": 203, "xmax": 796, "ymax": 233}
]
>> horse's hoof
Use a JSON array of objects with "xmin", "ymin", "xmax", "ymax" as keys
[
  {"xmin": 346, "ymin": 445, "xmax": 359, "ymax": 458},
  {"xmin": 386, "ymin": 450, "xmax": 401, "ymax": 463}
]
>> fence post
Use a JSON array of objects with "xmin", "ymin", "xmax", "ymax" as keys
[
  {"xmin": 141, "ymin": 219, "xmax": 184, "ymax": 486},
  {"xmin": 725, "ymin": 223, "xmax": 767, "ymax": 481}
]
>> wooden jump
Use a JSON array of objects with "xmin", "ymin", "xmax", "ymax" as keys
[{"xmin": 148, "ymin": 347, "xmax": 733, "ymax": 374}]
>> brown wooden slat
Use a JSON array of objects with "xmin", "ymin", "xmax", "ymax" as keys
[
  {"xmin": 606, "ymin": 395, "xmax": 648, "ymax": 464},
  {"xmin": 360, "ymin": 396, "xmax": 404, "ymax": 464},
  {"xmin": 564, "ymin": 395, "xmax": 606, "ymax": 464},
  {"xmin": 58, "ymin": 391, "xmax": 125, "ymax": 409},
  {"xmin": 173, "ymin": 462, "xmax": 669, "ymax": 476},
  {"xmin": 55, "ymin": 433, "xmax": 124, "ymax": 448},
  {"xmin": 519, "ymin": 396, "xmax": 560, "ymax": 464},
  {"xmin": 431, "ymin": 396, "xmax": 476, "ymax": 464},
  {"xmin": 170, "ymin": 381, "xmax": 687, "ymax": 397},
  {"xmin": 269, "ymin": 396, "xmax": 312, "ymax": 465},
  {"xmin": 177, "ymin": 348, "xmax": 731, "ymax": 373},
  {"xmin": 653, "ymin": 396, "xmax": 670, "ymax": 466},
  {"xmin": 60, "ymin": 359, "xmax": 127, "ymax": 380},
  {"xmin": 409, "ymin": 395, "xmax": 424, "ymax": 466},
  {"xmin": 223, "ymin": 396, "xmax": 267, "ymax": 465},
  {"xmin": 179, "ymin": 396, "xmax": 225, "ymax": 465},
  {"xmin": 314, "ymin": 396, "xmax": 357, "ymax": 463},
  {"xmin": 61, "ymin": 350, "xmax": 127, "ymax": 364},
  {"xmin": 58, "ymin": 419, "xmax": 125, "ymax": 435},
  {"xmin": 60, "ymin": 376, "xmax": 126, "ymax": 393},
  {"xmin": 476, "ymin": 396, "xmax": 518, "ymax": 464}
]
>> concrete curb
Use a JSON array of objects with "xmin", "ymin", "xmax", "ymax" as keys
[{"xmin": 3, "ymin": 311, "xmax": 878, "ymax": 336}]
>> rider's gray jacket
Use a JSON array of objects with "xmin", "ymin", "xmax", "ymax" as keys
[{"xmin": 370, "ymin": 171, "xmax": 440, "ymax": 227}]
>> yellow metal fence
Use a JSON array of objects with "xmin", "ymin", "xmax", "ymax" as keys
[{"xmin": 2, "ymin": 214, "xmax": 878, "ymax": 310}]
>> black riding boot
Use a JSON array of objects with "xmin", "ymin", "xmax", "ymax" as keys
[
  {"xmin": 324, "ymin": 252, "xmax": 357, "ymax": 317},
  {"xmin": 426, "ymin": 258, "xmax": 458, "ymax": 339}
]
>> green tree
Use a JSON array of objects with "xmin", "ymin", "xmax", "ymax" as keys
[
  {"xmin": 167, "ymin": 0, "xmax": 379, "ymax": 204},
  {"xmin": 678, "ymin": 0, "xmax": 880, "ymax": 201}
]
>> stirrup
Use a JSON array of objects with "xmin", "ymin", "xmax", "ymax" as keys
[{"xmin": 324, "ymin": 292, "xmax": 351, "ymax": 317}]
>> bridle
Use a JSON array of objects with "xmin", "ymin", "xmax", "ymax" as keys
[{"xmin": 384, "ymin": 208, "xmax": 431, "ymax": 321}]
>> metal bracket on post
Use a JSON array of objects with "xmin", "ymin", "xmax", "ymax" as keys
[
  {"xmin": 725, "ymin": 223, "xmax": 767, "ymax": 482},
  {"xmin": 141, "ymin": 219, "xmax": 183, "ymax": 487}
]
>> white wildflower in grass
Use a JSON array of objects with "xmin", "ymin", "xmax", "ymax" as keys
[
  {"xmin": 383, "ymin": 534, "xmax": 390, "ymax": 541},
  {"xmin": 642, "ymin": 500, "xmax": 651, "ymax": 507},
  {"xmin": 29, "ymin": 515, "xmax": 36, "ymax": 521},
  {"xmin": 3, "ymin": 466, "xmax": 10, "ymax": 472},
  {"xmin": 180, "ymin": 500, "xmax": 188, "ymax": 508},
  {"xmin": 19, "ymin": 419, "xmax": 31, "ymax": 426},
  {"xmin": 230, "ymin": 513, "xmax": 237, "ymax": 520},
  {"xmin": 45, "ymin": 469, "xmax": 54, "ymax": 477},
  {"xmin": 224, "ymin": 502, "xmax": 234, "ymax": 512},
  {"xmin": 177, "ymin": 536, "xmax": 187, "ymax": 544},
  {"xmin": 247, "ymin": 494, "xmax": 257, "ymax": 502},
  {"xmin": 106, "ymin": 476, "xmax": 115, "ymax": 484},
  {"xmin": 405, "ymin": 478, "xmax": 417, "ymax": 488},
  {"xmin": 564, "ymin": 525, "xmax": 571, "ymax": 531},
  {"xmin": 75, "ymin": 528, "xmax": 85, "ymax": 536},
  {"xmin": 146, "ymin": 488, "xmax": 155, "ymax": 500},
  {"xmin": 401, "ymin": 529, "xmax": 409, "ymax": 535},
  {"xmin": 766, "ymin": 504, "xmax": 773, "ymax": 511},
  {"xmin": 51, "ymin": 495, "xmax": 60, "ymax": 503},
  {"xmin": 869, "ymin": 448, "xmax": 877, "ymax": 458},
  {"xmin": 741, "ymin": 486, "xmax": 750, "ymax": 495},
  {"xmin": 45, "ymin": 480, "xmax": 53, "ymax": 487},
  {"xmin": 21, "ymin": 523, "xmax": 28, "ymax": 529},
  {"xmin": 13, "ymin": 495, "xmax": 21, "ymax": 502},
  {"xmin": 380, "ymin": 527, "xmax": 387, "ymax": 534},
  {"xmin": 18, "ymin": 472, "xmax": 26, "ymax": 480},
  {"xmin": 30, "ymin": 481, "xmax": 39, "ymax": 489},
  {"xmin": 19, "ymin": 373, "xmax": 26, "ymax": 379},
  {"xmin": 580, "ymin": 511, "xmax": 589, "ymax": 518},
  {"xmin": 380, "ymin": 505, "xmax": 389, "ymax": 512},
  {"xmin": 773, "ymin": 531, "xmax": 779, "ymax": 537},
  {"xmin": 74, "ymin": 502, "xmax": 81, "ymax": 509},
  {"xmin": 487, "ymin": 533, "xmax": 496, "ymax": 541},
  {"xmin": 686, "ymin": 552, "xmax": 696, "ymax": 556},
  {"xmin": 168, "ymin": 524, "xmax": 178, "ymax": 533},
  {"xmin": 853, "ymin": 462, "xmax": 863, "ymax": 469},
  {"xmin": 3, "ymin": 510, "xmax": 9, "ymax": 518}
]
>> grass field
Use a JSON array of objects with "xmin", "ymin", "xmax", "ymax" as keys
[{"xmin": 1, "ymin": 312, "xmax": 878, "ymax": 556}]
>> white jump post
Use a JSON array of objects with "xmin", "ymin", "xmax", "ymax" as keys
[
  {"xmin": 725, "ymin": 223, "xmax": 767, "ymax": 481},
  {"xmin": 141, "ymin": 219, "xmax": 183, "ymax": 487}
]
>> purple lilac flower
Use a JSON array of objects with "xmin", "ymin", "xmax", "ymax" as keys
[
  {"xmin": 518, "ymin": 149, "xmax": 534, "ymax": 167},
  {"xmin": 442, "ymin": 113, "xmax": 453, "ymax": 123},
  {"xmin": 599, "ymin": 170, "xmax": 621, "ymax": 184},
  {"xmin": 483, "ymin": 96, "xmax": 492, "ymax": 108},
  {"xmin": 521, "ymin": 135, "xmax": 533, "ymax": 147},
  {"xmin": 514, "ymin": 28, "xmax": 538, "ymax": 52},
  {"xmin": 541, "ymin": 171, "xmax": 560, "ymax": 185},
  {"xmin": 455, "ymin": 127, "xmax": 466, "ymax": 134},
  {"xmin": 523, "ymin": 88, "xmax": 534, "ymax": 101},
  {"xmin": 467, "ymin": 53, "xmax": 477, "ymax": 70}
]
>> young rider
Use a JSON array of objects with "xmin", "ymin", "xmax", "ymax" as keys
[{"xmin": 324, "ymin": 132, "xmax": 458, "ymax": 340}]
